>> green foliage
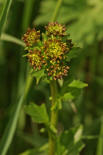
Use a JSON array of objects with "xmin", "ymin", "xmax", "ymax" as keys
[
  {"xmin": 19, "ymin": 143, "xmax": 48, "ymax": 155},
  {"xmin": 35, "ymin": 0, "xmax": 103, "ymax": 45},
  {"xmin": 68, "ymin": 80, "xmax": 88, "ymax": 89},
  {"xmin": 56, "ymin": 125, "xmax": 85, "ymax": 155},
  {"xmin": 70, "ymin": 0, "xmax": 103, "ymax": 45},
  {"xmin": 62, "ymin": 92, "xmax": 74, "ymax": 101},
  {"xmin": 32, "ymin": 69, "xmax": 45, "ymax": 85},
  {"xmin": 25, "ymin": 103, "xmax": 49, "ymax": 124},
  {"xmin": 0, "ymin": 0, "xmax": 103, "ymax": 154},
  {"xmin": 0, "ymin": 0, "xmax": 13, "ymax": 37},
  {"xmin": 34, "ymin": 0, "xmax": 86, "ymax": 25},
  {"xmin": 1, "ymin": 33, "xmax": 25, "ymax": 46}
]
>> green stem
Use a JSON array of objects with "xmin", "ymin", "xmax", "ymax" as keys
[
  {"xmin": 0, "ymin": 0, "xmax": 13, "ymax": 38},
  {"xmin": 96, "ymin": 117, "xmax": 103, "ymax": 155},
  {"xmin": 49, "ymin": 80, "xmax": 58, "ymax": 155},
  {"xmin": 48, "ymin": 0, "xmax": 62, "ymax": 154},
  {"xmin": 51, "ymin": 0, "xmax": 62, "ymax": 22}
]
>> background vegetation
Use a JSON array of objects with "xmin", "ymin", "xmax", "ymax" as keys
[{"xmin": 0, "ymin": 0, "xmax": 103, "ymax": 154}]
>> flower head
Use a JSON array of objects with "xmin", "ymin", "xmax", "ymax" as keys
[
  {"xmin": 27, "ymin": 49, "xmax": 44, "ymax": 70},
  {"xmin": 22, "ymin": 23, "xmax": 73, "ymax": 80},
  {"xmin": 45, "ymin": 22, "xmax": 66, "ymax": 36},
  {"xmin": 22, "ymin": 28, "xmax": 40, "ymax": 47},
  {"xmin": 43, "ymin": 38, "xmax": 68, "ymax": 58}
]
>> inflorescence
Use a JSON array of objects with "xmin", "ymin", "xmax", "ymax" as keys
[{"xmin": 22, "ymin": 22, "xmax": 73, "ymax": 80}]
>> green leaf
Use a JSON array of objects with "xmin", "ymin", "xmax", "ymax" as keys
[
  {"xmin": 0, "ymin": 75, "xmax": 33, "ymax": 155},
  {"xmin": 70, "ymin": 0, "xmax": 103, "ymax": 45},
  {"xmin": 68, "ymin": 80, "xmax": 88, "ymax": 89},
  {"xmin": 32, "ymin": 69, "xmax": 45, "ymax": 85},
  {"xmin": 19, "ymin": 143, "xmax": 48, "ymax": 155},
  {"xmin": 96, "ymin": 117, "xmax": 103, "ymax": 155},
  {"xmin": 62, "ymin": 92, "xmax": 74, "ymax": 101},
  {"xmin": 19, "ymin": 148, "xmax": 47, "ymax": 155},
  {"xmin": 25, "ymin": 103, "xmax": 49, "ymax": 124},
  {"xmin": 66, "ymin": 47, "xmax": 82, "ymax": 62},
  {"xmin": 0, "ymin": 0, "xmax": 13, "ymax": 37},
  {"xmin": 34, "ymin": 0, "xmax": 86, "ymax": 25},
  {"xmin": 1, "ymin": 33, "xmax": 25, "ymax": 47},
  {"xmin": 74, "ymin": 125, "xmax": 83, "ymax": 143},
  {"xmin": 57, "ymin": 125, "xmax": 85, "ymax": 155}
]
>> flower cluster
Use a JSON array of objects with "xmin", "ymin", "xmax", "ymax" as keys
[
  {"xmin": 45, "ymin": 22, "xmax": 66, "ymax": 36},
  {"xmin": 22, "ymin": 22, "xmax": 73, "ymax": 80},
  {"xmin": 22, "ymin": 28, "xmax": 40, "ymax": 48}
]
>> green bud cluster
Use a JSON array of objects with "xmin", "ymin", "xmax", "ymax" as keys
[{"xmin": 22, "ymin": 22, "xmax": 73, "ymax": 80}]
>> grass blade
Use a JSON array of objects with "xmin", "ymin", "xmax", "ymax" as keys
[
  {"xmin": 1, "ymin": 33, "xmax": 25, "ymax": 47},
  {"xmin": 0, "ymin": 0, "xmax": 13, "ymax": 37},
  {"xmin": 0, "ymin": 75, "xmax": 33, "ymax": 155},
  {"xmin": 96, "ymin": 117, "xmax": 103, "ymax": 155}
]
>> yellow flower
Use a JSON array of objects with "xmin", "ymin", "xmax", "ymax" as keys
[
  {"xmin": 22, "ymin": 28, "xmax": 40, "ymax": 47},
  {"xmin": 45, "ymin": 22, "xmax": 66, "ymax": 36}
]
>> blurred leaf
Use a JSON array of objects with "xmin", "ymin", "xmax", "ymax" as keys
[
  {"xmin": 34, "ymin": 0, "xmax": 86, "ymax": 25},
  {"xmin": 66, "ymin": 47, "xmax": 82, "ymax": 62},
  {"xmin": 70, "ymin": 0, "xmax": 103, "ymax": 45},
  {"xmin": 0, "ymin": 75, "xmax": 33, "ymax": 155},
  {"xmin": 1, "ymin": 33, "xmax": 25, "ymax": 46},
  {"xmin": 74, "ymin": 125, "xmax": 83, "ymax": 143},
  {"xmin": 19, "ymin": 143, "xmax": 48, "ymax": 155},
  {"xmin": 19, "ymin": 149, "xmax": 47, "ymax": 155},
  {"xmin": 0, "ymin": 0, "xmax": 13, "ymax": 37},
  {"xmin": 57, "ymin": 125, "xmax": 85, "ymax": 155},
  {"xmin": 25, "ymin": 103, "xmax": 49, "ymax": 124},
  {"xmin": 62, "ymin": 92, "xmax": 74, "ymax": 101},
  {"xmin": 68, "ymin": 80, "xmax": 88, "ymax": 89},
  {"xmin": 96, "ymin": 117, "xmax": 103, "ymax": 155}
]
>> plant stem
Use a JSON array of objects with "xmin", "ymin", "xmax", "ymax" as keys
[
  {"xmin": 0, "ymin": 0, "xmax": 13, "ymax": 38},
  {"xmin": 51, "ymin": 0, "xmax": 62, "ymax": 22},
  {"xmin": 96, "ymin": 117, "xmax": 103, "ymax": 155},
  {"xmin": 49, "ymin": 80, "xmax": 58, "ymax": 155},
  {"xmin": 48, "ymin": 0, "xmax": 63, "ymax": 154}
]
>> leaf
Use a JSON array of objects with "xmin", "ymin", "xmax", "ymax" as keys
[
  {"xmin": 32, "ymin": 69, "xmax": 45, "ymax": 85},
  {"xmin": 19, "ymin": 148, "xmax": 47, "ymax": 155},
  {"xmin": 58, "ymin": 125, "xmax": 85, "ymax": 155},
  {"xmin": 1, "ymin": 33, "xmax": 25, "ymax": 47},
  {"xmin": 62, "ymin": 92, "xmax": 74, "ymax": 101},
  {"xmin": 0, "ymin": 75, "xmax": 33, "ymax": 155},
  {"xmin": 70, "ymin": 0, "xmax": 103, "ymax": 45},
  {"xmin": 66, "ymin": 47, "xmax": 82, "ymax": 62},
  {"xmin": 0, "ymin": 0, "xmax": 13, "ymax": 37},
  {"xmin": 96, "ymin": 117, "xmax": 103, "ymax": 155},
  {"xmin": 68, "ymin": 80, "xmax": 88, "ymax": 89},
  {"xmin": 74, "ymin": 125, "xmax": 83, "ymax": 143},
  {"xmin": 34, "ymin": 0, "xmax": 86, "ymax": 25},
  {"xmin": 25, "ymin": 103, "xmax": 49, "ymax": 124},
  {"xmin": 19, "ymin": 143, "xmax": 48, "ymax": 155}
]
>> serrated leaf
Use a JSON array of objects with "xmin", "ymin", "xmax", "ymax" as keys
[
  {"xmin": 68, "ymin": 80, "xmax": 88, "ymax": 89},
  {"xmin": 25, "ymin": 103, "xmax": 49, "ymax": 124}
]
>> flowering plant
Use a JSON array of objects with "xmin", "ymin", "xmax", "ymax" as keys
[{"xmin": 22, "ymin": 22, "xmax": 73, "ymax": 80}]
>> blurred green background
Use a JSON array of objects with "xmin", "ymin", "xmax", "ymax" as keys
[{"xmin": 0, "ymin": 0, "xmax": 103, "ymax": 154}]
